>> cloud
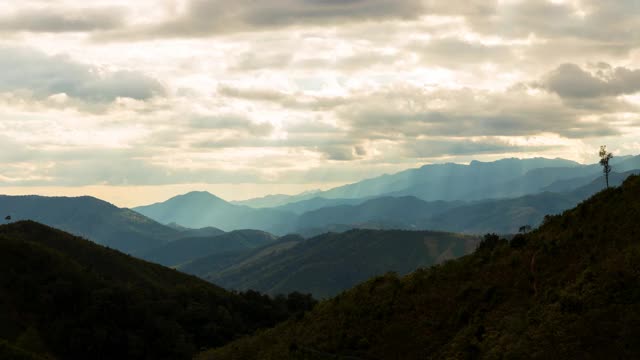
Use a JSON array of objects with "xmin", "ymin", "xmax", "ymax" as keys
[
  {"xmin": 0, "ymin": 47, "xmax": 165, "ymax": 103},
  {"xmin": 0, "ymin": 7, "xmax": 126, "ymax": 33},
  {"xmin": 339, "ymin": 85, "xmax": 621, "ymax": 140},
  {"xmin": 403, "ymin": 138, "xmax": 553, "ymax": 158},
  {"xmin": 217, "ymin": 85, "xmax": 348, "ymax": 111},
  {"xmin": 189, "ymin": 114, "xmax": 274, "ymax": 136},
  {"xmin": 542, "ymin": 63, "xmax": 640, "ymax": 99},
  {"xmin": 99, "ymin": 0, "xmax": 425, "ymax": 39},
  {"xmin": 413, "ymin": 37, "xmax": 515, "ymax": 66}
]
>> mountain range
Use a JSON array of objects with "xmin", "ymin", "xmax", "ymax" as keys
[
  {"xmin": 133, "ymin": 155, "xmax": 640, "ymax": 236},
  {"xmin": 198, "ymin": 174, "xmax": 640, "ymax": 359}
]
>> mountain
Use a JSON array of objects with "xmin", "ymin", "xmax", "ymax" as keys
[
  {"xmin": 231, "ymin": 190, "xmax": 321, "ymax": 209},
  {"xmin": 0, "ymin": 195, "xmax": 180, "ymax": 253},
  {"xmin": 166, "ymin": 223, "xmax": 226, "ymax": 238},
  {"xmin": 286, "ymin": 171, "xmax": 640, "ymax": 236},
  {"xmin": 179, "ymin": 234, "xmax": 305, "ymax": 279},
  {"xmin": 188, "ymin": 229, "xmax": 478, "ymax": 298},
  {"xmin": 133, "ymin": 191, "xmax": 294, "ymax": 233},
  {"xmin": 291, "ymin": 196, "xmax": 463, "ymax": 234},
  {"xmin": 425, "ymin": 170, "xmax": 640, "ymax": 234},
  {"xmin": 199, "ymin": 174, "xmax": 640, "ymax": 360},
  {"xmin": 139, "ymin": 229, "xmax": 278, "ymax": 267},
  {"xmin": 273, "ymin": 196, "xmax": 372, "ymax": 215},
  {"xmin": 0, "ymin": 221, "xmax": 316, "ymax": 360},
  {"xmin": 300, "ymin": 157, "xmax": 580, "ymax": 201}
]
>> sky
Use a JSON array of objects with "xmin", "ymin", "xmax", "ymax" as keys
[{"xmin": 0, "ymin": 0, "xmax": 639, "ymax": 207}]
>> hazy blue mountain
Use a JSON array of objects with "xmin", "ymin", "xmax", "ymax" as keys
[
  {"xmin": 231, "ymin": 190, "xmax": 322, "ymax": 208},
  {"xmin": 421, "ymin": 170, "xmax": 640, "ymax": 234},
  {"xmin": 292, "ymin": 196, "xmax": 462, "ymax": 233},
  {"xmin": 201, "ymin": 174, "xmax": 640, "ymax": 360},
  {"xmin": 166, "ymin": 223, "xmax": 226, "ymax": 238},
  {"xmin": 273, "ymin": 196, "xmax": 372, "ymax": 214},
  {"xmin": 311, "ymin": 157, "xmax": 580, "ymax": 201},
  {"xmin": 452, "ymin": 155, "xmax": 640, "ymax": 201},
  {"xmin": 133, "ymin": 191, "xmax": 295, "ymax": 233},
  {"xmin": 0, "ymin": 195, "xmax": 178, "ymax": 253},
  {"xmin": 192, "ymin": 229, "xmax": 478, "ymax": 298},
  {"xmin": 139, "ymin": 229, "xmax": 278, "ymax": 267},
  {"xmin": 289, "ymin": 171, "xmax": 640, "ymax": 237}
]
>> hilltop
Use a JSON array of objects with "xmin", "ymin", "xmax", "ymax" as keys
[
  {"xmin": 0, "ymin": 221, "xmax": 315, "ymax": 360},
  {"xmin": 0, "ymin": 195, "xmax": 181, "ymax": 253},
  {"xmin": 199, "ymin": 175, "xmax": 640, "ymax": 359}
]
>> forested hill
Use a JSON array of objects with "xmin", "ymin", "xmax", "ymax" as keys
[
  {"xmin": 0, "ymin": 221, "xmax": 315, "ymax": 360},
  {"xmin": 199, "ymin": 174, "xmax": 640, "ymax": 359}
]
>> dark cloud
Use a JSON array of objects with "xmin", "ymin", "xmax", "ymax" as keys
[
  {"xmin": 403, "ymin": 138, "xmax": 553, "ymax": 158},
  {"xmin": 339, "ymin": 86, "xmax": 621, "ymax": 140},
  {"xmin": 542, "ymin": 63, "xmax": 640, "ymax": 99},
  {"xmin": 99, "ymin": 0, "xmax": 425, "ymax": 39},
  {"xmin": 0, "ymin": 47, "xmax": 165, "ymax": 103},
  {"xmin": 0, "ymin": 7, "xmax": 125, "ymax": 33}
]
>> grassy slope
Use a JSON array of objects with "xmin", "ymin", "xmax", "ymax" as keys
[{"xmin": 200, "ymin": 175, "xmax": 640, "ymax": 359}]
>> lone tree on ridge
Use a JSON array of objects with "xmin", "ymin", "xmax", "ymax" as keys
[{"xmin": 599, "ymin": 145, "xmax": 613, "ymax": 188}]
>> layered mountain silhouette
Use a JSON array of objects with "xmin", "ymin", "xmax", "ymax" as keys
[
  {"xmin": 182, "ymin": 229, "xmax": 478, "ymax": 298},
  {"xmin": 133, "ymin": 191, "xmax": 294, "ymax": 232},
  {"xmin": 198, "ymin": 174, "xmax": 640, "ymax": 359},
  {"xmin": 134, "ymin": 157, "xmax": 640, "ymax": 236},
  {"xmin": 0, "ymin": 221, "xmax": 315, "ymax": 359}
]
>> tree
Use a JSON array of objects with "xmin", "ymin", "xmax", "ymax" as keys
[
  {"xmin": 4, "ymin": 215, "xmax": 10, "ymax": 222},
  {"xmin": 599, "ymin": 145, "xmax": 613, "ymax": 188},
  {"xmin": 518, "ymin": 225, "xmax": 532, "ymax": 234}
]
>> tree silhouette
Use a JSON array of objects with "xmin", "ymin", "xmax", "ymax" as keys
[
  {"xmin": 599, "ymin": 145, "xmax": 613, "ymax": 188},
  {"xmin": 518, "ymin": 225, "xmax": 532, "ymax": 234},
  {"xmin": 4, "ymin": 215, "xmax": 10, "ymax": 222}
]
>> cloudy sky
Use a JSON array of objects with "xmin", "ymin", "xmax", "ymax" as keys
[{"xmin": 0, "ymin": 0, "xmax": 639, "ymax": 206}]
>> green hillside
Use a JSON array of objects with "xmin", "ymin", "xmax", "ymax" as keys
[
  {"xmin": 0, "ymin": 221, "xmax": 315, "ymax": 360},
  {"xmin": 139, "ymin": 229, "xmax": 277, "ymax": 267},
  {"xmin": 189, "ymin": 230, "xmax": 478, "ymax": 298},
  {"xmin": 199, "ymin": 175, "xmax": 640, "ymax": 359}
]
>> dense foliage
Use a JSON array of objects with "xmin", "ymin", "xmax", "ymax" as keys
[
  {"xmin": 200, "ymin": 175, "xmax": 640, "ymax": 359},
  {"xmin": 185, "ymin": 229, "xmax": 478, "ymax": 298},
  {"xmin": 0, "ymin": 222, "xmax": 315, "ymax": 359},
  {"xmin": 139, "ymin": 229, "xmax": 277, "ymax": 267}
]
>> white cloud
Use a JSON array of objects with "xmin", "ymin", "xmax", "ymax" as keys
[{"xmin": 0, "ymin": 0, "xmax": 639, "ymax": 204}]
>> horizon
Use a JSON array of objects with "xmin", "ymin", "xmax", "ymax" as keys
[
  {"xmin": 1, "ymin": 0, "xmax": 639, "ymax": 207},
  {"xmin": 0, "ymin": 153, "xmax": 632, "ymax": 207}
]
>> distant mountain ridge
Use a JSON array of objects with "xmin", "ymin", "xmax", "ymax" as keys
[
  {"xmin": 199, "ymin": 174, "xmax": 640, "ymax": 360},
  {"xmin": 0, "ymin": 195, "xmax": 180, "ymax": 253},
  {"xmin": 133, "ymin": 191, "xmax": 294, "ymax": 232},
  {"xmin": 132, "ymin": 156, "xmax": 640, "ymax": 236}
]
